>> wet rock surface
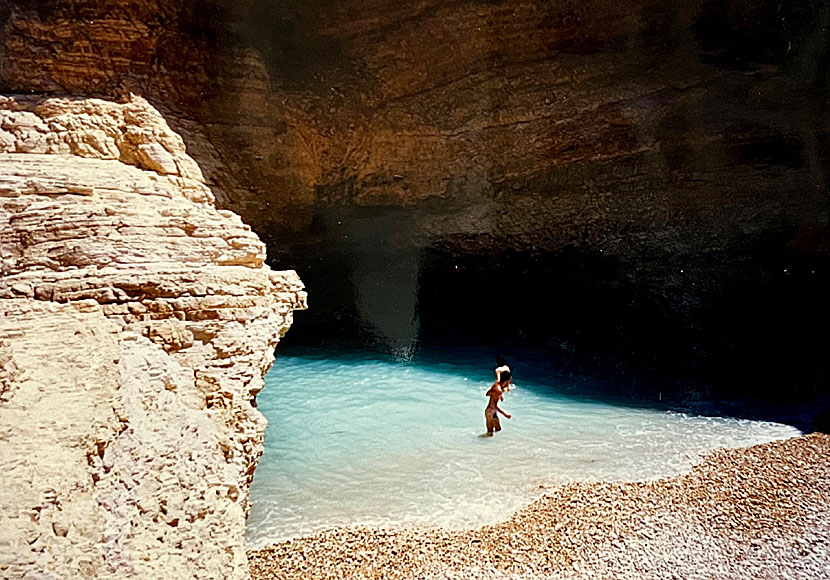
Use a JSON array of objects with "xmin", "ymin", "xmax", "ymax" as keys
[{"xmin": 249, "ymin": 433, "xmax": 830, "ymax": 580}]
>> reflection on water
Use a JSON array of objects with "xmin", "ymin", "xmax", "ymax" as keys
[{"xmin": 246, "ymin": 348, "xmax": 800, "ymax": 547}]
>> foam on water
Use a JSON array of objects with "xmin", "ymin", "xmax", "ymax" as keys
[{"xmin": 246, "ymin": 349, "xmax": 800, "ymax": 547}]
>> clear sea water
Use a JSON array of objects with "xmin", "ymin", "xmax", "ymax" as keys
[{"xmin": 246, "ymin": 348, "xmax": 800, "ymax": 547}]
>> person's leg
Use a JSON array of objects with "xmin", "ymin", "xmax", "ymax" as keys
[{"xmin": 485, "ymin": 410, "xmax": 496, "ymax": 434}]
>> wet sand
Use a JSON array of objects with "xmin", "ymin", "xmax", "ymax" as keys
[{"xmin": 249, "ymin": 433, "xmax": 830, "ymax": 579}]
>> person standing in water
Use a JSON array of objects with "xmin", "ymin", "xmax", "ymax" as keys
[
  {"xmin": 485, "ymin": 371, "xmax": 512, "ymax": 435},
  {"xmin": 495, "ymin": 356, "xmax": 513, "ymax": 392}
]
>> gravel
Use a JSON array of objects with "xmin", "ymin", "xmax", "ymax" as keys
[{"xmin": 249, "ymin": 433, "xmax": 830, "ymax": 579}]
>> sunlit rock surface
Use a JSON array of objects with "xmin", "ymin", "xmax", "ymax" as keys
[{"xmin": 0, "ymin": 95, "xmax": 306, "ymax": 579}]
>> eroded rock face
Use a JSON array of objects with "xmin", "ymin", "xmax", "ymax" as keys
[
  {"xmin": 0, "ymin": 95, "xmax": 306, "ymax": 579},
  {"xmin": 197, "ymin": 0, "xmax": 830, "ymax": 248},
  {"xmin": 7, "ymin": 0, "xmax": 825, "ymax": 242}
]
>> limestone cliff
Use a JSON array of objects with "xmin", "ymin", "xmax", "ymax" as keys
[{"xmin": 0, "ymin": 95, "xmax": 306, "ymax": 579}]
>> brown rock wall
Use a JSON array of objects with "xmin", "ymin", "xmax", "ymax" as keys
[
  {"xmin": 0, "ymin": 0, "xmax": 214, "ymax": 108},
  {"xmin": 178, "ymin": 0, "xmax": 826, "ymax": 254},
  {"xmin": 2, "ymin": 0, "xmax": 826, "ymax": 250}
]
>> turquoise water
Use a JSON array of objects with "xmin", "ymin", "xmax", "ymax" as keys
[{"xmin": 246, "ymin": 349, "xmax": 800, "ymax": 547}]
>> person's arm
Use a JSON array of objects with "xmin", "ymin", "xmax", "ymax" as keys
[{"xmin": 496, "ymin": 404, "xmax": 511, "ymax": 419}]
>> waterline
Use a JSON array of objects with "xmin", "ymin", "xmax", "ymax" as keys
[{"xmin": 246, "ymin": 349, "xmax": 800, "ymax": 547}]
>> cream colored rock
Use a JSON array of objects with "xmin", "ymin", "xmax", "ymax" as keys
[
  {"xmin": 0, "ymin": 94, "xmax": 205, "ymax": 182},
  {"xmin": 0, "ymin": 95, "xmax": 306, "ymax": 580}
]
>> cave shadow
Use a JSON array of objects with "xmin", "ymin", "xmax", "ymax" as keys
[
  {"xmin": 260, "ymin": 203, "xmax": 830, "ymax": 434},
  {"xmin": 413, "ymin": 235, "xmax": 830, "ymax": 433}
]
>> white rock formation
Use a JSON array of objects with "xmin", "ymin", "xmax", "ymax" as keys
[{"xmin": 0, "ymin": 95, "xmax": 306, "ymax": 579}]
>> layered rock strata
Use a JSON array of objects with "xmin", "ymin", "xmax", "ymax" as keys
[
  {"xmin": 0, "ymin": 95, "xmax": 306, "ymax": 579},
  {"xmin": 5, "ymin": 0, "xmax": 826, "ymax": 242}
]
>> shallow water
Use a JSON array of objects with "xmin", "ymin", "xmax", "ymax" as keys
[{"xmin": 246, "ymin": 348, "xmax": 800, "ymax": 547}]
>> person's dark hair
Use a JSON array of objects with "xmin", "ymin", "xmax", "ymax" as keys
[
  {"xmin": 495, "ymin": 355, "xmax": 506, "ymax": 367},
  {"xmin": 499, "ymin": 370, "xmax": 512, "ymax": 384}
]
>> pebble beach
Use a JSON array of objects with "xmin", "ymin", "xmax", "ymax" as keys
[{"xmin": 249, "ymin": 433, "xmax": 830, "ymax": 579}]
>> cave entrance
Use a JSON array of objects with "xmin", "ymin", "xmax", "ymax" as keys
[{"xmin": 267, "ymin": 206, "xmax": 830, "ymax": 426}]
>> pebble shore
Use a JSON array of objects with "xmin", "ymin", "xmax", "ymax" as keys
[{"xmin": 249, "ymin": 433, "xmax": 830, "ymax": 579}]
